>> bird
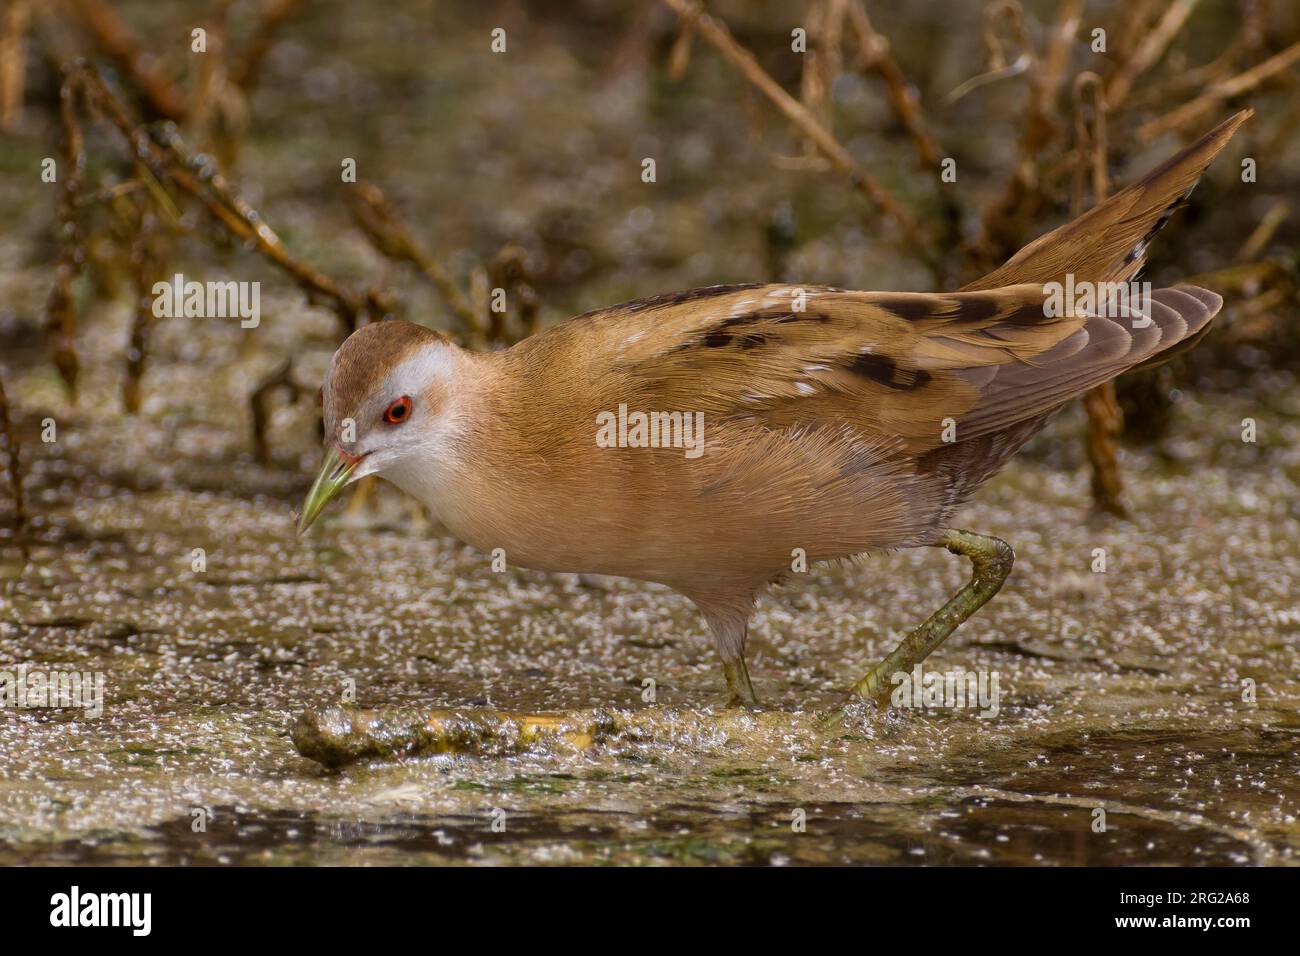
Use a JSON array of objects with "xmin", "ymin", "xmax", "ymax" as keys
[{"xmin": 298, "ymin": 111, "xmax": 1250, "ymax": 711}]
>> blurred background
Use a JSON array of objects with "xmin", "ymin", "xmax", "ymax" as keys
[
  {"xmin": 0, "ymin": 1, "xmax": 1296, "ymax": 866},
  {"xmin": 1, "ymin": 0, "xmax": 1297, "ymax": 519}
]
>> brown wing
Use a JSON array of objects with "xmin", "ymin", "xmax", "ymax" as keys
[
  {"xmin": 601, "ymin": 283, "xmax": 1073, "ymax": 455},
  {"xmin": 950, "ymin": 285, "xmax": 1221, "ymax": 441},
  {"xmin": 918, "ymin": 285, "xmax": 1222, "ymax": 510},
  {"xmin": 601, "ymin": 281, "xmax": 1219, "ymax": 457}
]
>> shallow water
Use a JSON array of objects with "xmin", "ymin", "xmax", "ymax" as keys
[
  {"xmin": 1, "ymin": 0, "xmax": 1298, "ymax": 867},
  {"xmin": 2, "ymin": 307, "xmax": 1297, "ymax": 865}
]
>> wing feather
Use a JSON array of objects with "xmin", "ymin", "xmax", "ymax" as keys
[{"xmin": 522, "ymin": 280, "xmax": 1221, "ymax": 461}]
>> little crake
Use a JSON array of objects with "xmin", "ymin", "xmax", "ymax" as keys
[{"xmin": 299, "ymin": 112, "xmax": 1250, "ymax": 709}]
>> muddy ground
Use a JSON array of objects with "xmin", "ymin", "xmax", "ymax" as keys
[
  {"xmin": 1, "ymin": 298, "xmax": 1296, "ymax": 863},
  {"xmin": 1, "ymin": 0, "xmax": 1297, "ymax": 865}
]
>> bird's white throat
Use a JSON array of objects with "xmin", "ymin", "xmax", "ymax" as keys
[{"xmin": 367, "ymin": 341, "xmax": 473, "ymax": 531}]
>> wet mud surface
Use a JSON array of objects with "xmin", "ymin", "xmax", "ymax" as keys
[{"xmin": 2, "ymin": 314, "xmax": 1297, "ymax": 864}]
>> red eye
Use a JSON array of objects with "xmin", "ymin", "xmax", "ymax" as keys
[{"xmin": 383, "ymin": 395, "xmax": 413, "ymax": 424}]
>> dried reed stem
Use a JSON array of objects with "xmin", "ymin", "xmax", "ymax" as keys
[
  {"xmin": 846, "ymin": 0, "xmax": 941, "ymax": 170},
  {"xmin": 1072, "ymin": 71, "xmax": 1127, "ymax": 518},
  {"xmin": 660, "ymin": 0, "xmax": 929, "ymax": 261},
  {"xmin": 1105, "ymin": 0, "xmax": 1199, "ymax": 110},
  {"xmin": 0, "ymin": 0, "xmax": 30, "ymax": 130},
  {"xmin": 60, "ymin": 0, "xmax": 188, "ymax": 119},
  {"xmin": 231, "ymin": 0, "xmax": 306, "ymax": 91},
  {"xmin": 155, "ymin": 121, "xmax": 391, "ymax": 333},
  {"xmin": 1234, "ymin": 201, "xmax": 1289, "ymax": 263},
  {"xmin": 250, "ymin": 358, "xmax": 299, "ymax": 464},
  {"xmin": 1137, "ymin": 40, "xmax": 1300, "ymax": 141},
  {"xmin": 970, "ymin": 0, "xmax": 1080, "ymax": 271},
  {"xmin": 189, "ymin": 0, "xmax": 231, "ymax": 144},
  {"xmin": 44, "ymin": 64, "xmax": 87, "ymax": 401},
  {"xmin": 349, "ymin": 182, "xmax": 485, "ymax": 344},
  {"xmin": 122, "ymin": 204, "xmax": 168, "ymax": 414},
  {"xmin": 0, "ymin": 370, "xmax": 27, "ymax": 566}
]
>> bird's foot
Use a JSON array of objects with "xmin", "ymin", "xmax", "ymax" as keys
[
  {"xmin": 848, "ymin": 657, "xmax": 896, "ymax": 708},
  {"xmin": 823, "ymin": 529, "xmax": 1014, "ymax": 734},
  {"xmin": 816, "ymin": 693, "xmax": 886, "ymax": 731},
  {"xmin": 722, "ymin": 657, "xmax": 760, "ymax": 710}
]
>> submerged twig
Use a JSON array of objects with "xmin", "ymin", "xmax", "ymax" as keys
[{"xmin": 293, "ymin": 704, "xmax": 617, "ymax": 768}]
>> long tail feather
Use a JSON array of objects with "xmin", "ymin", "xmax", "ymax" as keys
[{"xmin": 963, "ymin": 110, "xmax": 1253, "ymax": 292}]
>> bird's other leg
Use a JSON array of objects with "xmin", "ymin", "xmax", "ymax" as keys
[
  {"xmin": 695, "ymin": 601, "xmax": 758, "ymax": 708},
  {"xmin": 851, "ymin": 529, "xmax": 1013, "ymax": 707},
  {"xmin": 722, "ymin": 654, "xmax": 758, "ymax": 709}
]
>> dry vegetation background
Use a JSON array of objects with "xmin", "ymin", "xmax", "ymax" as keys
[
  {"xmin": 1, "ymin": 0, "xmax": 1298, "ymax": 554},
  {"xmin": 1, "ymin": 0, "xmax": 1299, "ymax": 869}
]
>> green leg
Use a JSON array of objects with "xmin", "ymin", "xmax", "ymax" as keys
[
  {"xmin": 850, "ymin": 529, "xmax": 1013, "ymax": 708},
  {"xmin": 723, "ymin": 656, "xmax": 758, "ymax": 709}
]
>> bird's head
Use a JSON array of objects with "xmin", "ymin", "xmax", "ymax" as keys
[{"xmin": 297, "ymin": 319, "xmax": 463, "ymax": 534}]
